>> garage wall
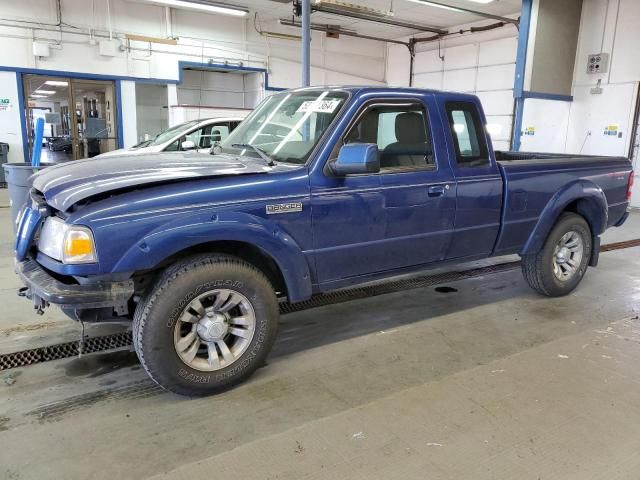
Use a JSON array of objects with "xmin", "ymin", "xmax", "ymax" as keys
[
  {"xmin": 0, "ymin": 0, "xmax": 388, "ymax": 157},
  {"xmin": 386, "ymin": 23, "xmax": 518, "ymax": 152},
  {"xmin": 0, "ymin": 0, "xmax": 386, "ymax": 87},
  {"xmin": 520, "ymin": 0, "xmax": 640, "ymax": 206}
]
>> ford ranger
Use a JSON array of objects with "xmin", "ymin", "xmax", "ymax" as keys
[{"xmin": 14, "ymin": 87, "xmax": 633, "ymax": 395}]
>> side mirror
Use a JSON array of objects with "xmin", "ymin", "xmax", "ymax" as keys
[
  {"xmin": 181, "ymin": 140, "xmax": 196, "ymax": 151},
  {"xmin": 331, "ymin": 143, "xmax": 380, "ymax": 176}
]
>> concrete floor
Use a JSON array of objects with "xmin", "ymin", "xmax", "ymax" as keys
[{"xmin": 1, "ymin": 207, "xmax": 640, "ymax": 480}]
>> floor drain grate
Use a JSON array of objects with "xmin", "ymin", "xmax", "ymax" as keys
[
  {"xmin": 0, "ymin": 332, "xmax": 132, "ymax": 371},
  {"xmin": 2, "ymin": 238, "xmax": 639, "ymax": 371}
]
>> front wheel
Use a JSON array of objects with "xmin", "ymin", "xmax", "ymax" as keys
[
  {"xmin": 133, "ymin": 254, "xmax": 279, "ymax": 396},
  {"xmin": 521, "ymin": 212, "xmax": 592, "ymax": 297}
]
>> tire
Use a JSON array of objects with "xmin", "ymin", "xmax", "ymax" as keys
[
  {"xmin": 521, "ymin": 212, "xmax": 592, "ymax": 297},
  {"xmin": 132, "ymin": 254, "xmax": 279, "ymax": 396}
]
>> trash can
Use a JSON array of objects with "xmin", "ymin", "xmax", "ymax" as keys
[
  {"xmin": 3, "ymin": 163, "xmax": 53, "ymax": 233},
  {"xmin": 0, "ymin": 143, "xmax": 9, "ymax": 186}
]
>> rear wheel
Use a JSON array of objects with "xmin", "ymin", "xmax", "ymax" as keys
[
  {"xmin": 521, "ymin": 213, "xmax": 592, "ymax": 297},
  {"xmin": 133, "ymin": 254, "xmax": 279, "ymax": 396}
]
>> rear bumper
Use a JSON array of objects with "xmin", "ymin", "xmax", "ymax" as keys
[
  {"xmin": 614, "ymin": 209, "xmax": 630, "ymax": 227},
  {"xmin": 16, "ymin": 259, "xmax": 134, "ymax": 310}
]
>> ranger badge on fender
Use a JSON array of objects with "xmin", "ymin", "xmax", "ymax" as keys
[{"xmin": 266, "ymin": 202, "xmax": 303, "ymax": 214}]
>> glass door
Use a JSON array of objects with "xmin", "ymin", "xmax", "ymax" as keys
[
  {"xmin": 69, "ymin": 80, "xmax": 119, "ymax": 159},
  {"xmin": 22, "ymin": 75, "xmax": 120, "ymax": 162},
  {"xmin": 23, "ymin": 75, "xmax": 73, "ymax": 163}
]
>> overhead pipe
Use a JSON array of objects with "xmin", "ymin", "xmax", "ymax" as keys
[{"xmin": 278, "ymin": 18, "xmax": 411, "ymax": 46}]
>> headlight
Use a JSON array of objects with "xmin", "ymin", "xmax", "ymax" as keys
[{"xmin": 38, "ymin": 218, "xmax": 97, "ymax": 264}]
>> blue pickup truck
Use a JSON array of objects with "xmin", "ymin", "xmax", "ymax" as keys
[{"xmin": 15, "ymin": 86, "xmax": 633, "ymax": 395}]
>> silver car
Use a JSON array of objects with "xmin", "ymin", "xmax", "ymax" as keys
[{"xmin": 97, "ymin": 117, "xmax": 244, "ymax": 158}]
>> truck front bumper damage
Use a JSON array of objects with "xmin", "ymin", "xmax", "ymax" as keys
[{"xmin": 15, "ymin": 259, "xmax": 134, "ymax": 315}]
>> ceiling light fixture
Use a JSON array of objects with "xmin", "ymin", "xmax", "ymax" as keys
[
  {"xmin": 313, "ymin": 0, "xmax": 393, "ymax": 18},
  {"xmin": 30, "ymin": 94, "xmax": 48, "ymax": 98},
  {"xmin": 34, "ymin": 90, "xmax": 56, "ymax": 95},
  {"xmin": 44, "ymin": 80, "xmax": 69, "ymax": 86},
  {"xmin": 146, "ymin": 0, "xmax": 248, "ymax": 17},
  {"xmin": 404, "ymin": 0, "xmax": 518, "ymax": 24}
]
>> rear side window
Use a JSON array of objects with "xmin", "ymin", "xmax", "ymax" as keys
[{"xmin": 446, "ymin": 101, "xmax": 489, "ymax": 168}]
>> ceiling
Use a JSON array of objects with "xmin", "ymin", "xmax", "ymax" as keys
[{"xmin": 241, "ymin": 0, "xmax": 521, "ymax": 38}]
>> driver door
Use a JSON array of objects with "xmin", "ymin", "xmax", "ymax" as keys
[{"xmin": 311, "ymin": 97, "xmax": 456, "ymax": 284}]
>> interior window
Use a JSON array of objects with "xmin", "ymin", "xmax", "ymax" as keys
[
  {"xmin": 344, "ymin": 103, "xmax": 434, "ymax": 171},
  {"xmin": 446, "ymin": 101, "xmax": 489, "ymax": 168}
]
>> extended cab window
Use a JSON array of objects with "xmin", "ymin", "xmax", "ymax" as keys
[
  {"xmin": 344, "ymin": 103, "xmax": 434, "ymax": 171},
  {"xmin": 446, "ymin": 101, "xmax": 489, "ymax": 168}
]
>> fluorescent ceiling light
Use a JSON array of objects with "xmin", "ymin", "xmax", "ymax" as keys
[
  {"xmin": 406, "ymin": 0, "xmax": 493, "ymax": 12},
  {"xmin": 146, "ymin": 0, "xmax": 248, "ymax": 16},
  {"xmin": 35, "ymin": 90, "xmax": 55, "ymax": 95},
  {"xmin": 30, "ymin": 94, "xmax": 47, "ymax": 98},
  {"xmin": 45, "ymin": 80, "xmax": 69, "ymax": 86}
]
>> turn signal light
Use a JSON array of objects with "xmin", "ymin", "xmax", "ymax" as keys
[{"xmin": 63, "ymin": 229, "xmax": 97, "ymax": 263}]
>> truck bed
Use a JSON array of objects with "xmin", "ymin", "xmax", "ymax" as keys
[{"xmin": 492, "ymin": 151, "xmax": 631, "ymax": 257}]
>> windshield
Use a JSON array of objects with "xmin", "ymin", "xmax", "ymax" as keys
[
  {"xmin": 219, "ymin": 89, "xmax": 349, "ymax": 164},
  {"xmin": 148, "ymin": 120, "xmax": 202, "ymax": 146}
]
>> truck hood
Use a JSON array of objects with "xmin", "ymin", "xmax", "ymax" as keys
[{"xmin": 32, "ymin": 152, "xmax": 277, "ymax": 212}]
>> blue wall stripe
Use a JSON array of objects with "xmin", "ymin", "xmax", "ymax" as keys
[{"xmin": 522, "ymin": 91, "xmax": 573, "ymax": 102}]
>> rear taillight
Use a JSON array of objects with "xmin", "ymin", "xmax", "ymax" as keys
[{"xmin": 627, "ymin": 170, "xmax": 634, "ymax": 202}]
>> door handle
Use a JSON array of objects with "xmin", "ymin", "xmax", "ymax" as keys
[{"xmin": 427, "ymin": 185, "xmax": 446, "ymax": 197}]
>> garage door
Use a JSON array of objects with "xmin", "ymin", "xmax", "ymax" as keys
[{"xmin": 412, "ymin": 36, "xmax": 517, "ymax": 152}]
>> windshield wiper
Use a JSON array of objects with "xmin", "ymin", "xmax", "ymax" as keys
[{"xmin": 231, "ymin": 143, "xmax": 276, "ymax": 167}]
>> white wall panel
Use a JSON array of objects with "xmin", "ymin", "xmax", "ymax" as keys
[
  {"xmin": 477, "ymin": 64, "xmax": 516, "ymax": 91},
  {"xmin": 443, "ymin": 44, "xmax": 479, "ymax": 70},
  {"xmin": 485, "ymin": 115, "xmax": 514, "ymax": 145},
  {"xmin": 0, "ymin": 71, "xmax": 24, "ymax": 163},
  {"xmin": 386, "ymin": 44, "xmax": 411, "ymax": 87},
  {"xmin": 565, "ymin": 83, "xmax": 637, "ymax": 156},
  {"xmin": 519, "ymin": 98, "xmax": 571, "ymax": 153},
  {"xmin": 413, "ymin": 50, "xmax": 444, "ymax": 74},
  {"xmin": 442, "ymin": 68, "xmax": 476, "ymax": 92},
  {"xmin": 476, "ymin": 90, "xmax": 514, "ymax": 116},
  {"xmin": 609, "ymin": 0, "xmax": 640, "ymax": 84},
  {"xmin": 413, "ymin": 72, "xmax": 442, "ymax": 90},
  {"xmin": 120, "ymin": 81, "xmax": 138, "ymax": 148},
  {"xmin": 478, "ymin": 37, "xmax": 518, "ymax": 66}
]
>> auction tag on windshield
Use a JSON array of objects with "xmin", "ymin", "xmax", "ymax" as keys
[{"xmin": 296, "ymin": 99, "xmax": 341, "ymax": 114}]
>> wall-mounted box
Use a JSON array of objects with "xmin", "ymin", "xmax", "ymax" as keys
[
  {"xmin": 586, "ymin": 53, "xmax": 609, "ymax": 74},
  {"xmin": 99, "ymin": 40, "xmax": 119, "ymax": 57},
  {"xmin": 32, "ymin": 42, "xmax": 50, "ymax": 57}
]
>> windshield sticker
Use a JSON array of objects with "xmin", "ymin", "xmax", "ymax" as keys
[{"xmin": 296, "ymin": 99, "xmax": 341, "ymax": 114}]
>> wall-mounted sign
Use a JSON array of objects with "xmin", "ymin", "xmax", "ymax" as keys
[
  {"xmin": 0, "ymin": 98, "xmax": 11, "ymax": 111},
  {"xmin": 523, "ymin": 126, "xmax": 536, "ymax": 136},
  {"xmin": 603, "ymin": 124, "xmax": 620, "ymax": 137}
]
